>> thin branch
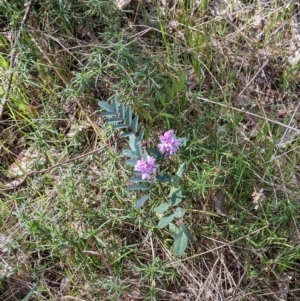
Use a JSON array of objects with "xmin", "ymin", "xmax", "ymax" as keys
[{"xmin": 0, "ymin": 0, "xmax": 34, "ymax": 119}]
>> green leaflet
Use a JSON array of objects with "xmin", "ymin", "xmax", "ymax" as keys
[
  {"xmin": 181, "ymin": 224, "xmax": 194, "ymax": 243},
  {"xmin": 136, "ymin": 194, "xmax": 149, "ymax": 209},
  {"xmin": 119, "ymin": 103, "xmax": 125, "ymax": 119},
  {"xmin": 174, "ymin": 207, "xmax": 185, "ymax": 218},
  {"xmin": 168, "ymin": 186, "xmax": 183, "ymax": 206},
  {"xmin": 112, "ymin": 98, "xmax": 118, "ymax": 115},
  {"xmin": 114, "ymin": 124, "xmax": 129, "ymax": 130},
  {"xmin": 132, "ymin": 115, "xmax": 139, "ymax": 133},
  {"xmin": 158, "ymin": 213, "xmax": 175, "ymax": 228},
  {"xmin": 98, "ymin": 100, "xmax": 115, "ymax": 113},
  {"xmin": 122, "ymin": 149, "xmax": 139, "ymax": 158},
  {"xmin": 155, "ymin": 203, "xmax": 170, "ymax": 214},
  {"xmin": 106, "ymin": 117, "xmax": 123, "ymax": 124},
  {"xmin": 173, "ymin": 230, "xmax": 188, "ymax": 255},
  {"xmin": 120, "ymin": 131, "xmax": 135, "ymax": 138},
  {"xmin": 125, "ymin": 106, "xmax": 132, "ymax": 125},
  {"xmin": 172, "ymin": 163, "xmax": 186, "ymax": 186}
]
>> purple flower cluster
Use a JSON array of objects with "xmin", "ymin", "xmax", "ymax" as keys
[
  {"xmin": 134, "ymin": 130, "xmax": 181, "ymax": 180},
  {"xmin": 157, "ymin": 129, "xmax": 181, "ymax": 156},
  {"xmin": 134, "ymin": 156, "xmax": 157, "ymax": 180}
]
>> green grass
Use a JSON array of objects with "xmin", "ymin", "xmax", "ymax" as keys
[{"xmin": 0, "ymin": 0, "xmax": 300, "ymax": 300}]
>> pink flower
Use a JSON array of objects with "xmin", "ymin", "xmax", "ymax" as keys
[
  {"xmin": 134, "ymin": 156, "xmax": 157, "ymax": 180},
  {"xmin": 157, "ymin": 129, "xmax": 181, "ymax": 156}
]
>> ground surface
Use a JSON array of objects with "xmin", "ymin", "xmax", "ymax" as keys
[{"xmin": 0, "ymin": 0, "xmax": 300, "ymax": 300}]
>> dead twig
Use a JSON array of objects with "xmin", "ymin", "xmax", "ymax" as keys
[{"xmin": 0, "ymin": 1, "xmax": 34, "ymax": 119}]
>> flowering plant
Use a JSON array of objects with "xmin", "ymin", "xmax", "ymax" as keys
[{"xmin": 98, "ymin": 98, "xmax": 193, "ymax": 255}]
